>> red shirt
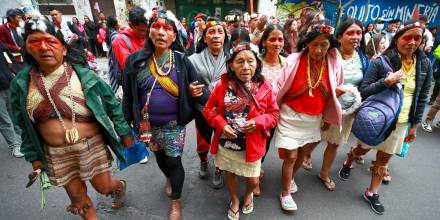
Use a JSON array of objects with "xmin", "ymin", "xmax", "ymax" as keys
[{"xmin": 285, "ymin": 54, "xmax": 330, "ymax": 115}]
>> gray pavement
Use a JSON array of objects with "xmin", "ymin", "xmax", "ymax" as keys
[{"xmin": 1, "ymin": 58, "xmax": 439, "ymax": 220}]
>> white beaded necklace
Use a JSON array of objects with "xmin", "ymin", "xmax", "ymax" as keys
[{"xmin": 39, "ymin": 63, "xmax": 79, "ymax": 144}]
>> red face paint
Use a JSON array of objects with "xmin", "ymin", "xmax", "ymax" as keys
[
  {"xmin": 401, "ymin": 35, "xmax": 422, "ymax": 42},
  {"xmin": 345, "ymin": 30, "xmax": 362, "ymax": 36},
  {"xmin": 27, "ymin": 36, "xmax": 62, "ymax": 50},
  {"xmin": 151, "ymin": 19, "xmax": 173, "ymax": 32}
]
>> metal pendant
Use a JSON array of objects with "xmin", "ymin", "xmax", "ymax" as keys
[
  {"xmin": 308, "ymin": 88, "xmax": 314, "ymax": 97},
  {"xmin": 65, "ymin": 128, "xmax": 79, "ymax": 144}
]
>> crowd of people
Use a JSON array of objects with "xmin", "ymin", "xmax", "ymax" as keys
[{"xmin": 0, "ymin": 5, "xmax": 439, "ymax": 220}]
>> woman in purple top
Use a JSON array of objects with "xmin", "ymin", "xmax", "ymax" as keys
[{"xmin": 122, "ymin": 11, "xmax": 209, "ymax": 220}]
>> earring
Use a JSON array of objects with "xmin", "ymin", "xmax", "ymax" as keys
[
  {"xmin": 281, "ymin": 48, "xmax": 285, "ymax": 54},
  {"xmin": 261, "ymin": 48, "xmax": 266, "ymax": 54}
]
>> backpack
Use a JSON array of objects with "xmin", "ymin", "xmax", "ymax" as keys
[
  {"xmin": 351, "ymin": 56, "xmax": 404, "ymax": 146},
  {"xmin": 108, "ymin": 33, "xmax": 132, "ymax": 93}
]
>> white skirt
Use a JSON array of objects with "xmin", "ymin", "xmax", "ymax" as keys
[
  {"xmin": 321, "ymin": 113, "xmax": 355, "ymax": 145},
  {"xmin": 357, "ymin": 123, "xmax": 408, "ymax": 155},
  {"xmin": 274, "ymin": 104, "xmax": 322, "ymax": 150}
]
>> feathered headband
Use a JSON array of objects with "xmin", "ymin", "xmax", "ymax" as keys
[
  {"xmin": 396, "ymin": 21, "xmax": 425, "ymax": 34},
  {"xmin": 144, "ymin": 9, "xmax": 186, "ymax": 38}
]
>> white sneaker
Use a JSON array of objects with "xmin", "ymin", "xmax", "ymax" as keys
[
  {"xmin": 280, "ymin": 194, "xmax": 297, "ymax": 211},
  {"xmin": 139, "ymin": 156, "xmax": 149, "ymax": 164},
  {"xmin": 421, "ymin": 120, "xmax": 433, "ymax": 133},
  {"xmin": 12, "ymin": 146, "xmax": 24, "ymax": 158},
  {"xmin": 290, "ymin": 178, "xmax": 298, "ymax": 194}
]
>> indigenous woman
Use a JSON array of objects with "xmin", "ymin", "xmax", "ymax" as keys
[
  {"xmin": 254, "ymin": 23, "xmax": 286, "ymax": 196},
  {"xmin": 283, "ymin": 19, "xmax": 299, "ymax": 56},
  {"xmin": 303, "ymin": 18, "xmax": 369, "ymax": 190},
  {"xmin": 366, "ymin": 33, "xmax": 387, "ymax": 59},
  {"xmin": 203, "ymin": 42, "xmax": 279, "ymax": 220},
  {"xmin": 122, "ymin": 10, "xmax": 208, "ymax": 220},
  {"xmin": 337, "ymin": 19, "xmax": 432, "ymax": 215},
  {"xmin": 10, "ymin": 16, "xmax": 132, "ymax": 219},
  {"xmin": 188, "ymin": 17, "xmax": 229, "ymax": 188},
  {"xmin": 273, "ymin": 19, "xmax": 344, "ymax": 211}
]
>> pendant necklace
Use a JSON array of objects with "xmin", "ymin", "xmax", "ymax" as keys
[
  {"xmin": 40, "ymin": 63, "xmax": 79, "ymax": 144},
  {"xmin": 307, "ymin": 53, "xmax": 326, "ymax": 97}
]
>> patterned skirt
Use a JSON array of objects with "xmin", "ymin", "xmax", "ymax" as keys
[
  {"xmin": 44, "ymin": 134, "xmax": 112, "ymax": 186},
  {"xmin": 149, "ymin": 120, "xmax": 186, "ymax": 157}
]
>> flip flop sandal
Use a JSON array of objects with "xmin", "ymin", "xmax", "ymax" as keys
[
  {"xmin": 242, "ymin": 193, "xmax": 254, "ymax": 214},
  {"xmin": 302, "ymin": 160, "xmax": 313, "ymax": 171},
  {"xmin": 228, "ymin": 203, "xmax": 240, "ymax": 220},
  {"xmin": 318, "ymin": 175, "xmax": 336, "ymax": 191}
]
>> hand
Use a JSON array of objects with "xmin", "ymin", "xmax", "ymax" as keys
[
  {"xmin": 404, "ymin": 127, "xmax": 417, "ymax": 143},
  {"xmin": 256, "ymin": 15, "xmax": 267, "ymax": 31},
  {"xmin": 31, "ymin": 160, "xmax": 43, "ymax": 171},
  {"xmin": 68, "ymin": 33, "xmax": 79, "ymax": 44},
  {"xmin": 335, "ymin": 85, "xmax": 351, "ymax": 97},
  {"xmin": 384, "ymin": 70, "xmax": 402, "ymax": 86},
  {"xmin": 241, "ymin": 119, "xmax": 256, "ymax": 133},
  {"xmin": 223, "ymin": 124, "xmax": 238, "ymax": 139},
  {"xmin": 189, "ymin": 81, "xmax": 205, "ymax": 98},
  {"xmin": 321, "ymin": 122, "xmax": 330, "ymax": 131},
  {"xmin": 122, "ymin": 135, "xmax": 134, "ymax": 148}
]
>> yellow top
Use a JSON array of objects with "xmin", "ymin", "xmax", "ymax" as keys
[{"xmin": 397, "ymin": 57, "xmax": 416, "ymax": 123}]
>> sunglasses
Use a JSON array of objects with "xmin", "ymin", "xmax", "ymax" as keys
[
  {"xmin": 400, "ymin": 35, "xmax": 422, "ymax": 42},
  {"xmin": 27, "ymin": 37, "xmax": 62, "ymax": 50},
  {"xmin": 345, "ymin": 30, "xmax": 362, "ymax": 36}
]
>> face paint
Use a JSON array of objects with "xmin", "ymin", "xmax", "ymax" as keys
[
  {"xmin": 151, "ymin": 19, "xmax": 174, "ymax": 32},
  {"xmin": 27, "ymin": 36, "xmax": 63, "ymax": 50}
]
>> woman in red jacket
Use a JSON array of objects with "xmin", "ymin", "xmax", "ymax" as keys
[{"xmin": 203, "ymin": 42, "xmax": 279, "ymax": 220}]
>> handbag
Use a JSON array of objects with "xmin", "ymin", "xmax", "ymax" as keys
[
  {"xmin": 117, "ymin": 131, "xmax": 149, "ymax": 170},
  {"xmin": 352, "ymin": 56, "xmax": 403, "ymax": 146}
]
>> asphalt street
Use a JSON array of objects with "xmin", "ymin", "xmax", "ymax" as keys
[{"xmin": 1, "ymin": 58, "xmax": 439, "ymax": 220}]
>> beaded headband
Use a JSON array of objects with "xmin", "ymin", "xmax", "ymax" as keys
[
  {"xmin": 231, "ymin": 43, "xmax": 257, "ymax": 54},
  {"xmin": 306, "ymin": 24, "xmax": 334, "ymax": 35},
  {"xmin": 398, "ymin": 21, "xmax": 425, "ymax": 32},
  {"xmin": 201, "ymin": 20, "xmax": 225, "ymax": 31}
]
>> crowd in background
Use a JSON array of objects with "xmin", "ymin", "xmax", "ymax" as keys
[{"xmin": 0, "ymin": 5, "xmax": 440, "ymax": 220}]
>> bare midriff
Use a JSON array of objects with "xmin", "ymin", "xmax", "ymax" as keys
[{"xmin": 37, "ymin": 119, "xmax": 100, "ymax": 146}]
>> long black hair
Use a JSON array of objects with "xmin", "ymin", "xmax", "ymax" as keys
[
  {"xmin": 296, "ymin": 19, "xmax": 337, "ymax": 52},
  {"xmin": 143, "ymin": 11, "xmax": 185, "ymax": 53},
  {"xmin": 226, "ymin": 42, "xmax": 264, "ymax": 84},
  {"xmin": 22, "ymin": 17, "xmax": 87, "ymax": 68},
  {"xmin": 231, "ymin": 28, "xmax": 250, "ymax": 42},
  {"xmin": 336, "ymin": 17, "xmax": 366, "ymax": 54},
  {"xmin": 195, "ymin": 17, "xmax": 230, "ymax": 55},
  {"xmin": 258, "ymin": 23, "xmax": 285, "ymax": 56}
]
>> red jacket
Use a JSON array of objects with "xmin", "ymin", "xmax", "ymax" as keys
[
  {"xmin": 203, "ymin": 75, "xmax": 279, "ymax": 162},
  {"xmin": 111, "ymin": 28, "xmax": 145, "ymax": 70},
  {"xmin": 0, "ymin": 23, "xmax": 22, "ymax": 62}
]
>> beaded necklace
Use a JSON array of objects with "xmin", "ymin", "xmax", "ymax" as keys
[
  {"xmin": 39, "ymin": 63, "xmax": 79, "ymax": 144},
  {"xmin": 307, "ymin": 53, "xmax": 326, "ymax": 97},
  {"xmin": 152, "ymin": 50, "xmax": 174, "ymax": 76}
]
